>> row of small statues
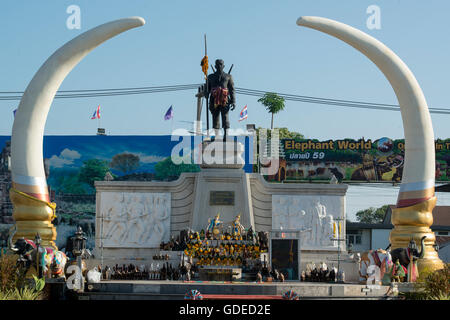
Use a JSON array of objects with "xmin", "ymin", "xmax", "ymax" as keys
[
  {"xmin": 256, "ymin": 265, "xmax": 285, "ymax": 283},
  {"xmin": 100, "ymin": 263, "xmax": 197, "ymax": 281},
  {"xmin": 159, "ymin": 227, "xmax": 269, "ymax": 253},
  {"xmin": 188, "ymin": 229, "xmax": 259, "ymax": 244},
  {"xmin": 300, "ymin": 262, "xmax": 342, "ymax": 282},
  {"xmin": 152, "ymin": 254, "xmax": 170, "ymax": 260},
  {"xmin": 97, "ymin": 261, "xmax": 283, "ymax": 282},
  {"xmin": 186, "ymin": 242, "xmax": 262, "ymax": 258},
  {"xmin": 196, "ymin": 255, "xmax": 256, "ymax": 267}
]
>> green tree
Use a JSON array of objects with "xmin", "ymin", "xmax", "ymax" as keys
[
  {"xmin": 78, "ymin": 159, "xmax": 111, "ymax": 188},
  {"xmin": 109, "ymin": 152, "xmax": 140, "ymax": 175},
  {"xmin": 258, "ymin": 92, "xmax": 285, "ymax": 129},
  {"xmin": 255, "ymin": 127, "xmax": 304, "ymax": 140},
  {"xmin": 154, "ymin": 157, "xmax": 200, "ymax": 181},
  {"xmin": 277, "ymin": 127, "xmax": 304, "ymax": 140},
  {"xmin": 355, "ymin": 205, "xmax": 389, "ymax": 223}
]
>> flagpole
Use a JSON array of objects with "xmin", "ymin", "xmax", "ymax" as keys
[
  {"xmin": 171, "ymin": 112, "xmax": 174, "ymax": 135},
  {"xmin": 204, "ymin": 34, "xmax": 210, "ymax": 138},
  {"xmin": 98, "ymin": 105, "xmax": 101, "ymax": 131}
]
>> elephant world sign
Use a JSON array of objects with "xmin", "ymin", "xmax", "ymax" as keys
[{"xmin": 278, "ymin": 137, "xmax": 450, "ymax": 182}]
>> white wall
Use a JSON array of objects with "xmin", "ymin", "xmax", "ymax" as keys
[
  {"xmin": 372, "ymin": 229, "xmax": 392, "ymax": 251},
  {"xmin": 350, "ymin": 229, "xmax": 371, "ymax": 252},
  {"xmin": 438, "ymin": 244, "xmax": 450, "ymax": 263}
]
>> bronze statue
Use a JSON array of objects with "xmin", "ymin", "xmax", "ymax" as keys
[{"xmin": 206, "ymin": 59, "xmax": 235, "ymax": 140}]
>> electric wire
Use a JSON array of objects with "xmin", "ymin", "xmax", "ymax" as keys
[{"xmin": 1, "ymin": 84, "xmax": 450, "ymax": 114}]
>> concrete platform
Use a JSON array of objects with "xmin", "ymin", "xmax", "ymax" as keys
[{"xmin": 79, "ymin": 280, "xmax": 395, "ymax": 300}]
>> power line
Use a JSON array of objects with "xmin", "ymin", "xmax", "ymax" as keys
[
  {"xmin": 235, "ymin": 87, "xmax": 450, "ymax": 114},
  {"xmin": 1, "ymin": 83, "xmax": 450, "ymax": 114},
  {"xmin": 0, "ymin": 84, "xmax": 202, "ymax": 100}
]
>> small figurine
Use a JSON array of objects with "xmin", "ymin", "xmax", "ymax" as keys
[
  {"xmin": 256, "ymin": 271, "xmax": 263, "ymax": 283},
  {"xmin": 206, "ymin": 213, "xmax": 222, "ymax": 239},
  {"xmin": 232, "ymin": 214, "xmax": 245, "ymax": 238},
  {"xmin": 390, "ymin": 259, "xmax": 406, "ymax": 283}
]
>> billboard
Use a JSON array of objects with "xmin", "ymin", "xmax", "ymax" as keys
[
  {"xmin": 0, "ymin": 135, "xmax": 254, "ymax": 195},
  {"xmin": 278, "ymin": 137, "xmax": 450, "ymax": 182}
]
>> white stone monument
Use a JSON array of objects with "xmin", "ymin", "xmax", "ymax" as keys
[{"xmin": 93, "ymin": 138, "xmax": 347, "ymax": 265}]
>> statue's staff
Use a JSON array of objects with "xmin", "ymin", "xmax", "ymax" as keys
[{"xmin": 200, "ymin": 34, "xmax": 209, "ymax": 134}]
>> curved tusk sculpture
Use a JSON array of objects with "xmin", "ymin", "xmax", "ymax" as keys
[
  {"xmin": 10, "ymin": 17, "xmax": 145, "ymax": 248},
  {"xmin": 297, "ymin": 16, "xmax": 443, "ymax": 272}
]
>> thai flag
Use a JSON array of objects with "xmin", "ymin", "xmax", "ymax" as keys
[
  {"xmin": 164, "ymin": 105, "xmax": 174, "ymax": 120},
  {"xmin": 91, "ymin": 105, "xmax": 100, "ymax": 119},
  {"xmin": 239, "ymin": 105, "xmax": 248, "ymax": 121}
]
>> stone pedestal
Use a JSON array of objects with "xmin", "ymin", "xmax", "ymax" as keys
[
  {"xmin": 200, "ymin": 140, "xmax": 245, "ymax": 169},
  {"xmin": 191, "ymin": 140, "xmax": 254, "ymax": 231}
]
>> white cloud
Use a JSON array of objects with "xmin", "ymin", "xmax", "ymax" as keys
[
  {"xmin": 60, "ymin": 148, "xmax": 81, "ymax": 160},
  {"xmin": 48, "ymin": 148, "xmax": 81, "ymax": 168}
]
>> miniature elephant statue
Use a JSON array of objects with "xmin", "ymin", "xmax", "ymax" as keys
[
  {"xmin": 386, "ymin": 236, "xmax": 426, "ymax": 270},
  {"xmin": 10, "ymin": 238, "xmax": 68, "ymax": 278},
  {"xmin": 385, "ymin": 236, "xmax": 426, "ymax": 282}
]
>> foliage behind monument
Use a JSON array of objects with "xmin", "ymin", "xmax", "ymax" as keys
[
  {"xmin": 109, "ymin": 152, "xmax": 140, "ymax": 174},
  {"xmin": 78, "ymin": 159, "xmax": 111, "ymax": 188},
  {"xmin": 154, "ymin": 156, "xmax": 200, "ymax": 181},
  {"xmin": 355, "ymin": 205, "xmax": 389, "ymax": 224}
]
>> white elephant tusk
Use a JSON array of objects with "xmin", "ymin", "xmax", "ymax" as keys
[
  {"xmin": 296, "ymin": 16, "xmax": 435, "ymax": 208},
  {"xmin": 11, "ymin": 17, "xmax": 146, "ymax": 201}
]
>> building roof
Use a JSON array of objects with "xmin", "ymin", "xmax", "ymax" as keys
[
  {"xmin": 347, "ymin": 222, "xmax": 392, "ymax": 230},
  {"xmin": 347, "ymin": 205, "xmax": 450, "ymax": 232},
  {"xmin": 435, "ymin": 183, "xmax": 450, "ymax": 192}
]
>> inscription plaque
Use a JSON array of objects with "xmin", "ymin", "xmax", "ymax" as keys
[{"xmin": 210, "ymin": 191, "xmax": 235, "ymax": 206}]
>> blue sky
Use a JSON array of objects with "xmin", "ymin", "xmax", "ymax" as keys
[{"xmin": 1, "ymin": 1, "xmax": 449, "ymax": 140}]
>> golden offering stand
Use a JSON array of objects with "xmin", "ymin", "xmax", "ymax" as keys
[
  {"xmin": 10, "ymin": 188, "xmax": 57, "ymax": 249},
  {"xmin": 390, "ymin": 197, "xmax": 444, "ymax": 274}
]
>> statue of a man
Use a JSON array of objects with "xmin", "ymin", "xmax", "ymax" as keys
[
  {"xmin": 311, "ymin": 200, "xmax": 326, "ymax": 245},
  {"xmin": 207, "ymin": 59, "xmax": 235, "ymax": 140}
]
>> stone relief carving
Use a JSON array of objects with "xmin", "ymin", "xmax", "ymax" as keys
[
  {"xmin": 99, "ymin": 192, "xmax": 170, "ymax": 248},
  {"xmin": 272, "ymin": 195, "xmax": 342, "ymax": 248}
]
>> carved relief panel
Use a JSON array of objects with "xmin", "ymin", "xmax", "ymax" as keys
[
  {"xmin": 99, "ymin": 192, "xmax": 170, "ymax": 248},
  {"xmin": 272, "ymin": 195, "xmax": 344, "ymax": 249}
]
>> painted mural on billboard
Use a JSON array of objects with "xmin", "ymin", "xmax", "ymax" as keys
[
  {"xmin": 0, "ymin": 135, "xmax": 254, "ymax": 195},
  {"xmin": 278, "ymin": 137, "xmax": 450, "ymax": 182}
]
